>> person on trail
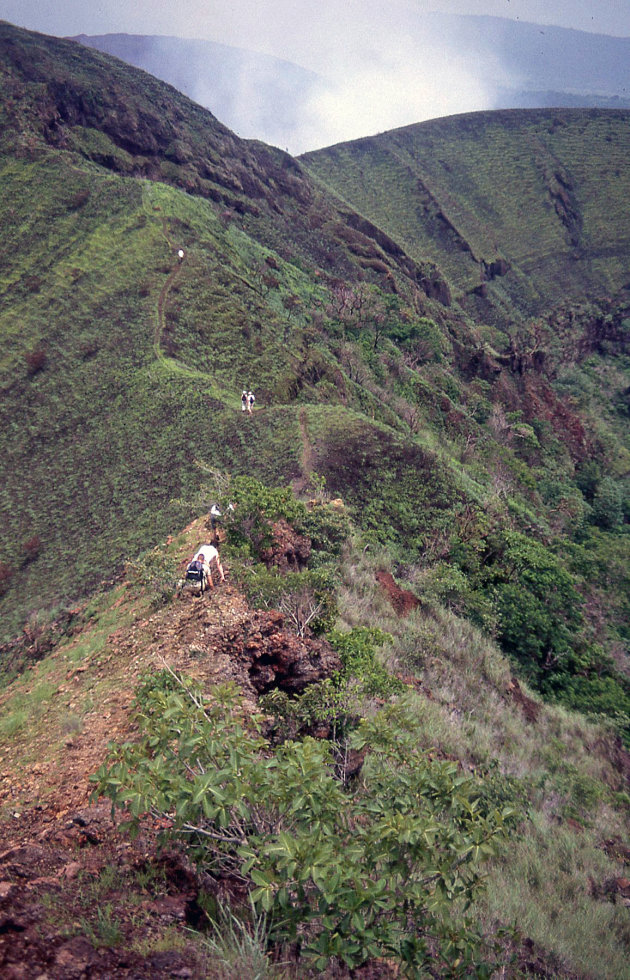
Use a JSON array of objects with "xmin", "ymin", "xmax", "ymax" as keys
[
  {"xmin": 210, "ymin": 503, "xmax": 222, "ymax": 532},
  {"xmin": 241, "ymin": 390, "xmax": 248, "ymax": 413},
  {"xmin": 177, "ymin": 249, "xmax": 184, "ymax": 262},
  {"xmin": 195, "ymin": 543, "xmax": 226, "ymax": 586},
  {"xmin": 247, "ymin": 390, "xmax": 255, "ymax": 414}
]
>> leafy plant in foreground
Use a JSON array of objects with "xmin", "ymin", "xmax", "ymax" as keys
[{"xmin": 93, "ymin": 673, "xmax": 513, "ymax": 976}]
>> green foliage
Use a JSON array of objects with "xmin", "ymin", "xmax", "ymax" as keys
[
  {"xmin": 418, "ymin": 562, "xmax": 497, "ymax": 633},
  {"xmin": 470, "ymin": 761, "xmax": 529, "ymax": 828},
  {"xmin": 223, "ymin": 477, "xmax": 307, "ymax": 561},
  {"xmin": 328, "ymin": 626, "xmax": 405, "ymax": 699},
  {"xmin": 260, "ymin": 627, "xmax": 404, "ymax": 745},
  {"xmin": 388, "ymin": 316, "xmax": 448, "ymax": 363},
  {"xmin": 591, "ymin": 476, "xmax": 624, "ymax": 529},
  {"xmin": 299, "ymin": 503, "xmax": 351, "ymax": 568},
  {"xmin": 314, "ymin": 415, "xmax": 459, "ymax": 561},
  {"xmin": 94, "ymin": 674, "xmax": 511, "ymax": 976},
  {"xmin": 239, "ymin": 566, "xmax": 337, "ymax": 636},
  {"xmin": 483, "ymin": 531, "xmax": 582, "ymax": 681},
  {"xmin": 542, "ymin": 670, "xmax": 630, "ymax": 745},
  {"xmin": 125, "ymin": 546, "xmax": 180, "ymax": 607},
  {"xmin": 260, "ymin": 678, "xmax": 356, "ymax": 745}
]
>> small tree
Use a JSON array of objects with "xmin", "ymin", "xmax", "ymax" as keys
[{"xmin": 224, "ymin": 477, "xmax": 307, "ymax": 561}]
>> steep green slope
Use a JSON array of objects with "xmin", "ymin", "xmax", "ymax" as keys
[
  {"xmin": 0, "ymin": 143, "xmax": 455, "ymax": 634},
  {"xmin": 0, "ymin": 21, "xmax": 455, "ymax": 635},
  {"xmin": 301, "ymin": 109, "xmax": 630, "ymax": 319},
  {"xmin": 0, "ymin": 23, "xmax": 628, "ymax": 746},
  {"xmin": 0, "ymin": 24, "xmax": 628, "ymax": 976},
  {"xmin": 0, "ymin": 151, "xmax": 313, "ymax": 632}
]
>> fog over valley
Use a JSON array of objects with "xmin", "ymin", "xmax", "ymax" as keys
[{"xmin": 2, "ymin": 0, "xmax": 630, "ymax": 151}]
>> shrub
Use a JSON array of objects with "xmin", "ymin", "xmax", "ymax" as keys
[
  {"xmin": 94, "ymin": 676, "xmax": 512, "ymax": 976},
  {"xmin": 125, "ymin": 546, "xmax": 180, "ymax": 607},
  {"xmin": 484, "ymin": 531, "xmax": 582, "ymax": 682},
  {"xmin": 239, "ymin": 566, "xmax": 337, "ymax": 636},
  {"xmin": 224, "ymin": 477, "xmax": 307, "ymax": 561},
  {"xmin": 300, "ymin": 503, "xmax": 351, "ymax": 567},
  {"xmin": 328, "ymin": 626, "xmax": 405, "ymax": 699},
  {"xmin": 591, "ymin": 477, "xmax": 623, "ymax": 529}
]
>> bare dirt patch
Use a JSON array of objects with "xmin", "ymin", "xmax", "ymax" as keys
[{"xmin": 375, "ymin": 570, "xmax": 420, "ymax": 617}]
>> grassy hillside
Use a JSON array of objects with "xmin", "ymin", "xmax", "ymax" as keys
[
  {"xmin": 301, "ymin": 109, "xmax": 630, "ymax": 319},
  {"xmin": 0, "ymin": 20, "xmax": 452, "ymax": 635},
  {"xmin": 0, "ymin": 21, "xmax": 628, "ymax": 749}
]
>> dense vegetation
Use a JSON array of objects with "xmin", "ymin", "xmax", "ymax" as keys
[
  {"xmin": 0, "ymin": 20, "xmax": 628, "ymax": 976},
  {"xmin": 95, "ymin": 673, "xmax": 512, "ymax": 976}
]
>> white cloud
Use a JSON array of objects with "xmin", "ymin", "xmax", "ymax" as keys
[{"xmin": 294, "ymin": 33, "xmax": 499, "ymax": 152}]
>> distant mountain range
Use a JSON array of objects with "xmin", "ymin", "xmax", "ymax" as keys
[
  {"xmin": 438, "ymin": 14, "xmax": 630, "ymax": 99},
  {"xmin": 71, "ymin": 15, "xmax": 630, "ymax": 151}
]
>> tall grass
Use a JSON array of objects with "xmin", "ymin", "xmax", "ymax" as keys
[{"xmin": 336, "ymin": 542, "xmax": 630, "ymax": 978}]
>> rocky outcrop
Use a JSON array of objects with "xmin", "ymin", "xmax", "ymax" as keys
[
  {"xmin": 376, "ymin": 571, "xmax": 420, "ymax": 617},
  {"xmin": 218, "ymin": 608, "xmax": 341, "ymax": 694}
]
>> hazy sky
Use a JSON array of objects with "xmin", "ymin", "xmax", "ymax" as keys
[
  {"xmin": 2, "ymin": 2, "xmax": 629, "ymax": 151},
  {"xmin": 2, "ymin": 1, "xmax": 630, "ymax": 47}
]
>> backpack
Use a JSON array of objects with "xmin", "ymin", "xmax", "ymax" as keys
[{"xmin": 185, "ymin": 559, "xmax": 205, "ymax": 584}]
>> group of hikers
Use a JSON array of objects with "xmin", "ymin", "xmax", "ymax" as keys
[
  {"xmin": 241, "ymin": 390, "xmax": 256, "ymax": 414},
  {"xmin": 182, "ymin": 387, "xmax": 254, "ymax": 596},
  {"xmin": 182, "ymin": 387, "xmax": 255, "ymax": 596}
]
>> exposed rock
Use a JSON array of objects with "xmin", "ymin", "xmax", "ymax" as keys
[
  {"xmin": 601, "ymin": 836, "xmax": 630, "ymax": 864},
  {"xmin": 230, "ymin": 608, "xmax": 341, "ymax": 694},
  {"xmin": 507, "ymin": 677, "xmax": 540, "ymax": 723},
  {"xmin": 591, "ymin": 876, "xmax": 630, "ymax": 905},
  {"xmin": 482, "ymin": 256, "xmax": 510, "ymax": 280}
]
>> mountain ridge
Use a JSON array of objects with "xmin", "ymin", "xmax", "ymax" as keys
[
  {"xmin": 301, "ymin": 106, "xmax": 630, "ymax": 317},
  {"xmin": 0, "ymin": 20, "xmax": 629, "ymax": 978}
]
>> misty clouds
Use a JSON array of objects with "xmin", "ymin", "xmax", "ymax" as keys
[{"xmin": 4, "ymin": 0, "xmax": 630, "ymax": 152}]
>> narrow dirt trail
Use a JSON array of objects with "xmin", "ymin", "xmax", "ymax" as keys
[
  {"xmin": 0, "ymin": 583, "xmax": 252, "ymax": 821},
  {"xmin": 154, "ymin": 220, "xmax": 185, "ymax": 351}
]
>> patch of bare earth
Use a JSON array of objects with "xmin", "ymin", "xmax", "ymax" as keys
[{"xmin": 375, "ymin": 570, "xmax": 420, "ymax": 617}]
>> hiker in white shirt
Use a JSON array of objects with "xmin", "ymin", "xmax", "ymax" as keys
[{"xmin": 195, "ymin": 544, "xmax": 225, "ymax": 586}]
